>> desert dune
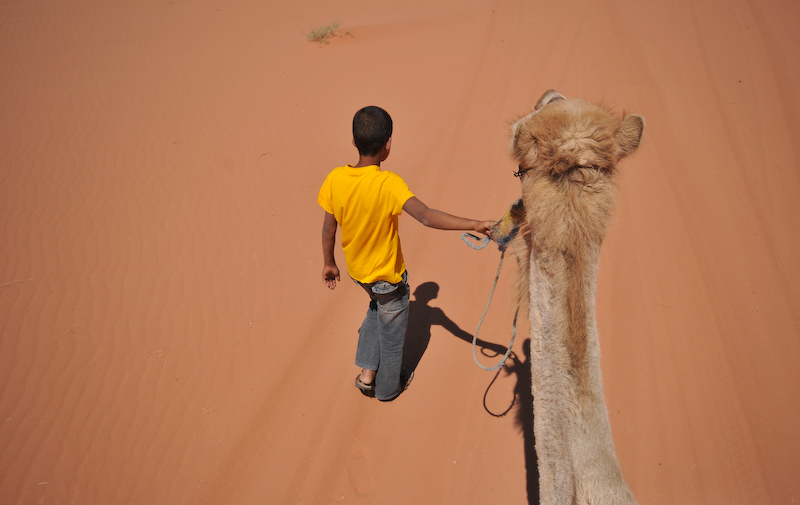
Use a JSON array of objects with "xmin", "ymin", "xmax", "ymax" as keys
[{"xmin": 1, "ymin": 0, "xmax": 798, "ymax": 503}]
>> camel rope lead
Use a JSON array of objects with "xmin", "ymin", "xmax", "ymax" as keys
[
  {"xmin": 461, "ymin": 198, "xmax": 525, "ymax": 372},
  {"xmin": 466, "ymin": 246, "xmax": 518, "ymax": 371}
]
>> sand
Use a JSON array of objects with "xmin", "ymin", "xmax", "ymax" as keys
[{"xmin": 1, "ymin": 0, "xmax": 799, "ymax": 503}]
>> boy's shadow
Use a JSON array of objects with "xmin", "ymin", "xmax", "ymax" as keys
[
  {"xmin": 402, "ymin": 282, "xmax": 507, "ymax": 371},
  {"xmin": 402, "ymin": 282, "xmax": 539, "ymax": 505}
]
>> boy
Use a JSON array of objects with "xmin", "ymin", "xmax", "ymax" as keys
[{"xmin": 319, "ymin": 106, "xmax": 494, "ymax": 401}]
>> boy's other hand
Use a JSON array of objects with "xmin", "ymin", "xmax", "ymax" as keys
[{"xmin": 323, "ymin": 264, "xmax": 340, "ymax": 290}]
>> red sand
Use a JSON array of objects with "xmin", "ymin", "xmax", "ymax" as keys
[{"xmin": 1, "ymin": 0, "xmax": 799, "ymax": 503}]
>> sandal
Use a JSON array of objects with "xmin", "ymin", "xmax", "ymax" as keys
[
  {"xmin": 355, "ymin": 375, "xmax": 375, "ymax": 398},
  {"xmin": 400, "ymin": 366, "xmax": 414, "ymax": 391}
]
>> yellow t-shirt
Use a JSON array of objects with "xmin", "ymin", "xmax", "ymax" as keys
[{"xmin": 318, "ymin": 165, "xmax": 414, "ymax": 284}]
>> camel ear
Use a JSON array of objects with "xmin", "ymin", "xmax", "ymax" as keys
[
  {"xmin": 511, "ymin": 119, "xmax": 538, "ymax": 166},
  {"xmin": 536, "ymin": 89, "xmax": 566, "ymax": 110},
  {"xmin": 615, "ymin": 114, "xmax": 645, "ymax": 159}
]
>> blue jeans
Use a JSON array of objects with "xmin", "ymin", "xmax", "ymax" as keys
[{"xmin": 354, "ymin": 271, "xmax": 410, "ymax": 401}]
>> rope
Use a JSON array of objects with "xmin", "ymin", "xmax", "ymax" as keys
[
  {"xmin": 461, "ymin": 232, "xmax": 491, "ymax": 250},
  {"xmin": 465, "ymin": 242, "xmax": 518, "ymax": 371},
  {"xmin": 462, "ymin": 198, "xmax": 524, "ymax": 372}
]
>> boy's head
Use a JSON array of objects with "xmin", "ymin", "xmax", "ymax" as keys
[{"xmin": 353, "ymin": 106, "xmax": 393, "ymax": 157}]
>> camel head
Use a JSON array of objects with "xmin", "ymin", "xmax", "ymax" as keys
[
  {"xmin": 510, "ymin": 90, "xmax": 644, "ymax": 183},
  {"xmin": 508, "ymin": 90, "xmax": 645, "ymax": 261}
]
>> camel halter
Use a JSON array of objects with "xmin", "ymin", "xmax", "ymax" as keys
[{"xmin": 461, "ymin": 198, "xmax": 524, "ymax": 371}]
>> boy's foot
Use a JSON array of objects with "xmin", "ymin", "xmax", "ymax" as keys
[
  {"xmin": 355, "ymin": 374, "xmax": 375, "ymax": 398},
  {"xmin": 378, "ymin": 366, "xmax": 415, "ymax": 402}
]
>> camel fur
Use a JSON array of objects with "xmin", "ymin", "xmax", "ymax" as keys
[{"xmin": 509, "ymin": 90, "xmax": 644, "ymax": 505}]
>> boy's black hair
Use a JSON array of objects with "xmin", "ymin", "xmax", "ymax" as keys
[{"xmin": 353, "ymin": 106, "xmax": 393, "ymax": 157}]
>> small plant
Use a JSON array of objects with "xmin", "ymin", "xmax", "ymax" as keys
[{"xmin": 306, "ymin": 21, "xmax": 341, "ymax": 45}]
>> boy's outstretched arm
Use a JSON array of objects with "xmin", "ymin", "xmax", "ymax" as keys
[
  {"xmin": 403, "ymin": 196, "xmax": 494, "ymax": 235},
  {"xmin": 321, "ymin": 212, "xmax": 340, "ymax": 290}
]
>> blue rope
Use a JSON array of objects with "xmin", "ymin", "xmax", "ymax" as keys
[{"xmin": 461, "ymin": 232, "xmax": 491, "ymax": 250}]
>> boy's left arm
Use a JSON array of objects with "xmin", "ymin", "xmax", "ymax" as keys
[
  {"xmin": 403, "ymin": 196, "xmax": 494, "ymax": 235},
  {"xmin": 321, "ymin": 212, "xmax": 340, "ymax": 290}
]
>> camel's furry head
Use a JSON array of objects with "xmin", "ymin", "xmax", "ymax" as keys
[
  {"xmin": 510, "ymin": 90, "xmax": 644, "ymax": 180},
  {"xmin": 508, "ymin": 89, "xmax": 645, "ymax": 247}
]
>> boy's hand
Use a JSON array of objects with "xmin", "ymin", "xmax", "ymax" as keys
[
  {"xmin": 321, "ymin": 212, "xmax": 340, "ymax": 289},
  {"xmin": 322, "ymin": 264, "xmax": 340, "ymax": 290},
  {"xmin": 475, "ymin": 220, "xmax": 496, "ymax": 237}
]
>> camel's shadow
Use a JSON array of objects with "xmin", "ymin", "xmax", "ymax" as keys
[
  {"xmin": 486, "ymin": 339, "xmax": 539, "ymax": 505},
  {"xmin": 402, "ymin": 281, "xmax": 539, "ymax": 505}
]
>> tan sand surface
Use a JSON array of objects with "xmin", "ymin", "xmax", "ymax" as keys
[{"xmin": 1, "ymin": 0, "xmax": 799, "ymax": 503}]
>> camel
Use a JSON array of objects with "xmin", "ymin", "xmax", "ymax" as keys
[{"xmin": 508, "ymin": 90, "xmax": 644, "ymax": 504}]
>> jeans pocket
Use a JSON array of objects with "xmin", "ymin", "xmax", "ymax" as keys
[{"xmin": 371, "ymin": 280, "xmax": 397, "ymax": 295}]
